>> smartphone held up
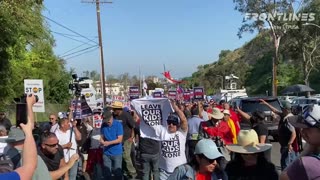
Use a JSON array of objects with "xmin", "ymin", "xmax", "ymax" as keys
[{"xmin": 14, "ymin": 94, "xmax": 39, "ymax": 127}]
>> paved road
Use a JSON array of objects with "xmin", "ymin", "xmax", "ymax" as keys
[{"xmin": 270, "ymin": 141, "xmax": 281, "ymax": 171}]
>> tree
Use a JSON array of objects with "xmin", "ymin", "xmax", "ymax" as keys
[
  {"xmin": 0, "ymin": 0, "xmax": 74, "ymax": 106},
  {"xmin": 82, "ymin": 70, "xmax": 90, "ymax": 77},
  {"xmin": 89, "ymin": 70, "xmax": 100, "ymax": 81},
  {"xmin": 233, "ymin": 0, "xmax": 307, "ymax": 96},
  {"xmin": 0, "ymin": 0, "xmax": 44, "ymax": 105},
  {"xmin": 282, "ymin": 0, "xmax": 320, "ymax": 86},
  {"xmin": 118, "ymin": 73, "xmax": 129, "ymax": 96}
]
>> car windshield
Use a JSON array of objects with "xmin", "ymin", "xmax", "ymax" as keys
[{"xmin": 241, "ymin": 99, "xmax": 281, "ymax": 112}]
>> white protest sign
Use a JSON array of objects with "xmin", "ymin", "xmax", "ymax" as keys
[
  {"xmin": 24, "ymin": 79, "xmax": 45, "ymax": 112},
  {"xmin": 93, "ymin": 114, "xmax": 102, "ymax": 128},
  {"xmin": 131, "ymin": 97, "xmax": 173, "ymax": 140}
]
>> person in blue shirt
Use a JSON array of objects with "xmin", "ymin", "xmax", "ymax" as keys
[{"xmin": 100, "ymin": 109, "xmax": 124, "ymax": 179}]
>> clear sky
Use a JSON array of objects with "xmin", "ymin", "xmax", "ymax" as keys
[{"xmin": 43, "ymin": 0, "xmax": 257, "ymax": 79}]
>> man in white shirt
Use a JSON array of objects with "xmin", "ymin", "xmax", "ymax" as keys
[
  {"xmin": 152, "ymin": 100, "xmax": 188, "ymax": 180},
  {"xmin": 49, "ymin": 114, "xmax": 59, "ymax": 133},
  {"xmin": 55, "ymin": 117, "xmax": 81, "ymax": 180}
]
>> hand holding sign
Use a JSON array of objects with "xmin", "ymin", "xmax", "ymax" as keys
[{"xmin": 170, "ymin": 99, "xmax": 179, "ymax": 112}]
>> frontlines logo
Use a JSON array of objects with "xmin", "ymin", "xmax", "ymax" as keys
[{"xmin": 245, "ymin": 12, "xmax": 316, "ymax": 22}]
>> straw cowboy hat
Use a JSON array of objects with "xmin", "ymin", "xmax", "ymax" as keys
[
  {"xmin": 226, "ymin": 129, "xmax": 272, "ymax": 154},
  {"xmin": 208, "ymin": 108, "xmax": 224, "ymax": 120},
  {"xmin": 111, "ymin": 101, "xmax": 124, "ymax": 109}
]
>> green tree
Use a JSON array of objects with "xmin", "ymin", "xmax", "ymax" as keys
[
  {"xmin": 233, "ymin": 0, "xmax": 308, "ymax": 96},
  {"xmin": 0, "ymin": 0, "xmax": 73, "ymax": 106}
]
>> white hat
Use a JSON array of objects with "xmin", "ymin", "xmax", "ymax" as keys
[
  {"xmin": 226, "ymin": 129, "xmax": 272, "ymax": 154},
  {"xmin": 208, "ymin": 108, "xmax": 224, "ymax": 120},
  {"xmin": 223, "ymin": 109, "xmax": 230, "ymax": 115}
]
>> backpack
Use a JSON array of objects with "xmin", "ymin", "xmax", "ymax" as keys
[{"xmin": 0, "ymin": 154, "xmax": 14, "ymax": 173}]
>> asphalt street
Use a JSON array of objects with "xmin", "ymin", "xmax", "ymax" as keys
[{"xmin": 270, "ymin": 141, "xmax": 281, "ymax": 171}]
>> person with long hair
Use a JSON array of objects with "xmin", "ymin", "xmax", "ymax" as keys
[
  {"xmin": 168, "ymin": 139, "xmax": 228, "ymax": 180},
  {"xmin": 225, "ymin": 130, "xmax": 278, "ymax": 180}
]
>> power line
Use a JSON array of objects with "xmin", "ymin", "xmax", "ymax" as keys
[
  {"xmin": 51, "ymin": 31, "xmax": 97, "ymax": 45},
  {"xmin": 43, "ymin": 15, "xmax": 98, "ymax": 45},
  {"xmin": 60, "ymin": 45, "xmax": 99, "ymax": 58},
  {"xmin": 65, "ymin": 47, "xmax": 99, "ymax": 60},
  {"xmin": 59, "ymin": 38, "xmax": 97, "ymax": 56},
  {"xmin": 51, "ymin": 31, "xmax": 97, "ymax": 39}
]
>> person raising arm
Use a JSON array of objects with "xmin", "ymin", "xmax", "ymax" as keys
[
  {"xmin": 171, "ymin": 100, "xmax": 188, "ymax": 133},
  {"xmin": 0, "ymin": 94, "xmax": 38, "ymax": 180}
]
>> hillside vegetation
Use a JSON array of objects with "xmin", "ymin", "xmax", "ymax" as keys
[{"xmin": 184, "ymin": 1, "xmax": 320, "ymax": 96}]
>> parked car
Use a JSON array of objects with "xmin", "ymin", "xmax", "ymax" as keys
[
  {"xmin": 291, "ymin": 97, "xmax": 320, "ymax": 115},
  {"xmin": 231, "ymin": 96, "xmax": 282, "ymax": 141},
  {"xmin": 278, "ymin": 95, "xmax": 297, "ymax": 103}
]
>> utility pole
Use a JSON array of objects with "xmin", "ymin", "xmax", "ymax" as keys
[
  {"xmin": 82, "ymin": 0, "xmax": 112, "ymax": 107},
  {"xmin": 139, "ymin": 66, "xmax": 142, "ymax": 97}
]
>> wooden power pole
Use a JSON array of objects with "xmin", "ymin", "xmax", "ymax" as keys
[{"xmin": 82, "ymin": 0, "xmax": 112, "ymax": 107}]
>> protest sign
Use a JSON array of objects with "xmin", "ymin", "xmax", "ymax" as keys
[
  {"xmin": 193, "ymin": 87, "xmax": 204, "ymax": 100},
  {"xmin": 93, "ymin": 114, "xmax": 102, "ymax": 128},
  {"xmin": 168, "ymin": 90, "xmax": 177, "ymax": 100},
  {"xmin": 183, "ymin": 91, "xmax": 191, "ymax": 101},
  {"xmin": 71, "ymin": 95, "xmax": 93, "ymax": 119},
  {"xmin": 152, "ymin": 91, "xmax": 162, "ymax": 98},
  {"xmin": 129, "ymin": 86, "xmax": 140, "ymax": 100},
  {"xmin": 131, "ymin": 98, "xmax": 173, "ymax": 139},
  {"xmin": 24, "ymin": 79, "xmax": 45, "ymax": 112}
]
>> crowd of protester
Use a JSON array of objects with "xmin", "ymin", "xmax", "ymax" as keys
[{"xmin": 0, "ymin": 94, "xmax": 319, "ymax": 180}]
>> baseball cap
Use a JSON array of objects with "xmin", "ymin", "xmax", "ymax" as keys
[
  {"xmin": 194, "ymin": 139, "xmax": 223, "ymax": 159},
  {"xmin": 167, "ymin": 114, "xmax": 180, "ymax": 125},
  {"xmin": 0, "ymin": 127, "xmax": 25, "ymax": 143},
  {"xmin": 289, "ymin": 105, "xmax": 320, "ymax": 128},
  {"xmin": 281, "ymin": 100, "xmax": 292, "ymax": 110}
]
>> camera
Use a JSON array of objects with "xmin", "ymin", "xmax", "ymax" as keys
[
  {"xmin": 69, "ymin": 74, "xmax": 89, "ymax": 97},
  {"xmin": 14, "ymin": 94, "xmax": 39, "ymax": 127}
]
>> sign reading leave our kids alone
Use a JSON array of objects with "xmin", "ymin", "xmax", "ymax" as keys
[{"xmin": 131, "ymin": 98, "xmax": 173, "ymax": 139}]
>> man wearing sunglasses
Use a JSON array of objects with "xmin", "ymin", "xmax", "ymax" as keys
[
  {"xmin": 38, "ymin": 132, "xmax": 79, "ymax": 180},
  {"xmin": 49, "ymin": 114, "xmax": 59, "ymax": 133},
  {"xmin": 151, "ymin": 100, "xmax": 188, "ymax": 180},
  {"xmin": 0, "ymin": 109, "xmax": 12, "ymax": 131}
]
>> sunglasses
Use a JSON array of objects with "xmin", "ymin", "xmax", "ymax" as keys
[
  {"xmin": 203, "ymin": 156, "xmax": 218, "ymax": 164},
  {"xmin": 167, "ymin": 120, "xmax": 179, "ymax": 126},
  {"xmin": 201, "ymin": 155, "xmax": 219, "ymax": 164},
  {"xmin": 0, "ymin": 113, "xmax": 4, "ymax": 115},
  {"xmin": 49, "ymin": 118, "xmax": 54, "ymax": 120},
  {"xmin": 44, "ymin": 143, "xmax": 58, "ymax": 148}
]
